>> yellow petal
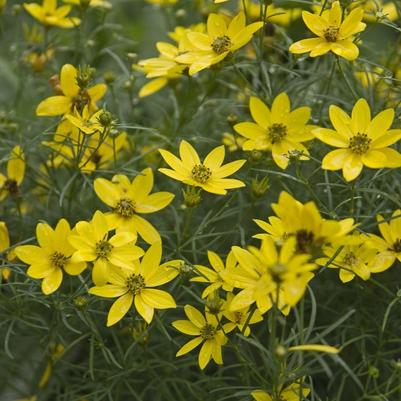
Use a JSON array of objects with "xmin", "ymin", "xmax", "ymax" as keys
[
  {"xmin": 42, "ymin": 268, "xmax": 63, "ymax": 295},
  {"xmin": 89, "ymin": 285, "xmax": 127, "ymax": 298},
  {"xmin": 249, "ymin": 96, "xmax": 271, "ymax": 129},
  {"xmin": 302, "ymin": 11, "xmax": 327, "ymax": 37},
  {"xmin": 139, "ymin": 78, "xmax": 168, "ymax": 97},
  {"xmin": 94, "ymin": 178, "xmax": 121, "ymax": 207},
  {"xmin": 60, "ymin": 64, "xmax": 79, "ymax": 97},
  {"xmin": 313, "ymin": 128, "xmax": 348, "ymax": 147},
  {"xmin": 140, "ymin": 288, "xmax": 176, "ymax": 309},
  {"xmin": 329, "ymin": 105, "xmax": 352, "ymax": 138},
  {"xmin": 136, "ymin": 192, "xmax": 174, "ymax": 214},
  {"xmin": 342, "ymin": 153, "xmax": 363, "ymax": 181},
  {"xmin": 184, "ymin": 305, "xmax": 206, "ymax": 327},
  {"xmin": 203, "ymin": 145, "xmax": 225, "ymax": 170},
  {"xmin": 289, "ymin": 37, "xmax": 325, "ymax": 54},
  {"xmin": 134, "ymin": 294, "xmax": 154, "ymax": 323},
  {"xmin": 207, "ymin": 13, "xmax": 226, "ymax": 37},
  {"xmin": 361, "ymin": 150, "xmax": 387, "ymax": 168},
  {"xmin": 36, "ymin": 96, "xmax": 71, "ymax": 116},
  {"xmin": 133, "ymin": 215, "xmax": 161, "ymax": 244},
  {"xmin": 176, "ymin": 337, "xmax": 203, "ymax": 357},
  {"xmin": 107, "ymin": 293, "xmax": 133, "ymax": 326},
  {"xmin": 271, "ymin": 92, "xmax": 290, "ymax": 123},
  {"xmin": 288, "ymin": 344, "xmax": 340, "ymax": 353},
  {"xmin": 172, "ymin": 320, "xmax": 201, "ymax": 335},
  {"xmin": 331, "ymin": 40, "xmax": 359, "ymax": 61},
  {"xmin": 322, "ymin": 149, "xmax": 349, "ymax": 170}
]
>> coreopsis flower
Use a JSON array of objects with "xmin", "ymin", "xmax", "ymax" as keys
[
  {"xmin": 168, "ymin": 23, "xmax": 206, "ymax": 52},
  {"xmin": 313, "ymin": 98, "xmax": 401, "ymax": 181},
  {"xmin": 222, "ymin": 293, "xmax": 263, "ymax": 336},
  {"xmin": 88, "ymin": 242, "xmax": 178, "ymax": 326},
  {"xmin": 222, "ymin": 133, "xmax": 245, "ymax": 152},
  {"xmin": 15, "ymin": 219, "xmax": 86, "ymax": 294},
  {"xmin": 65, "ymin": 106, "xmax": 105, "ymax": 135},
  {"xmin": 36, "ymin": 64, "xmax": 107, "ymax": 117},
  {"xmin": 366, "ymin": 210, "xmax": 401, "ymax": 272},
  {"xmin": 234, "ymin": 93, "xmax": 315, "ymax": 169},
  {"xmin": 289, "ymin": 1, "xmax": 366, "ymax": 61},
  {"xmin": 316, "ymin": 233, "xmax": 377, "ymax": 282},
  {"xmin": 0, "ymin": 145, "xmax": 25, "ymax": 201},
  {"xmin": 23, "ymin": 0, "xmax": 81, "ymax": 28},
  {"xmin": 69, "ymin": 211, "xmax": 144, "ymax": 285},
  {"xmin": 221, "ymin": 237, "xmax": 317, "ymax": 315},
  {"xmin": 172, "ymin": 305, "xmax": 227, "ymax": 369},
  {"xmin": 63, "ymin": 0, "xmax": 112, "ymax": 9},
  {"xmin": 94, "ymin": 168, "xmax": 174, "ymax": 244},
  {"xmin": 361, "ymin": 0, "xmax": 398, "ymax": 22},
  {"xmin": 159, "ymin": 140, "xmax": 246, "ymax": 195},
  {"xmin": 191, "ymin": 250, "xmax": 236, "ymax": 298},
  {"xmin": 0, "ymin": 221, "xmax": 15, "ymax": 281},
  {"xmin": 254, "ymin": 192, "xmax": 355, "ymax": 255},
  {"xmin": 175, "ymin": 12, "xmax": 263, "ymax": 75},
  {"xmin": 136, "ymin": 42, "xmax": 187, "ymax": 97},
  {"xmin": 251, "ymin": 380, "xmax": 310, "ymax": 401}
]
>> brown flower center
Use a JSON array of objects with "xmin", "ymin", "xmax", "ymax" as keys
[
  {"xmin": 392, "ymin": 239, "xmax": 401, "ymax": 253},
  {"xmin": 295, "ymin": 229, "xmax": 315, "ymax": 253},
  {"xmin": 126, "ymin": 273, "xmax": 146, "ymax": 294},
  {"xmin": 191, "ymin": 164, "xmax": 212, "ymax": 184},
  {"xmin": 200, "ymin": 323, "xmax": 216, "ymax": 340},
  {"xmin": 233, "ymin": 311, "xmax": 243, "ymax": 324},
  {"xmin": 349, "ymin": 133, "xmax": 371, "ymax": 154},
  {"xmin": 50, "ymin": 252, "xmax": 69, "ymax": 269},
  {"xmin": 4, "ymin": 179, "xmax": 19, "ymax": 195},
  {"xmin": 115, "ymin": 198, "xmax": 136, "ymax": 217},
  {"xmin": 95, "ymin": 239, "xmax": 113, "ymax": 259},
  {"xmin": 268, "ymin": 123, "xmax": 287, "ymax": 144},
  {"xmin": 343, "ymin": 251, "xmax": 357, "ymax": 267},
  {"xmin": 323, "ymin": 26, "xmax": 339, "ymax": 42},
  {"xmin": 211, "ymin": 35, "xmax": 232, "ymax": 55}
]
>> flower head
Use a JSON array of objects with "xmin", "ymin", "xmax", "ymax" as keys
[
  {"xmin": 15, "ymin": 219, "xmax": 87, "ymax": 294},
  {"xmin": 251, "ymin": 380, "xmax": 310, "ymax": 401},
  {"xmin": 289, "ymin": 1, "xmax": 366, "ymax": 61},
  {"xmin": 89, "ymin": 242, "xmax": 179, "ymax": 325},
  {"xmin": 159, "ymin": 140, "xmax": 246, "ymax": 195},
  {"xmin": 172, "ymin": 305, "xmax": 227, "ymax": 369},
  {"xmin": 24, "ymin": 0, "xmax": 81, "ymax": 28},
  {"xmin": 234, "ymin": 93, "xmax": 315, "ymax": 169},
  {"xmin": 0, "ymin": 146, "xmax": 25, "ymax": 201},
  {"xmin": 314, "ymin": 98, "xmax": 401, "ymax": 181}
]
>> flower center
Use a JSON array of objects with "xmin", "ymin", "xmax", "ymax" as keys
[
  {"xmin": 392, "ymin": 239, "xmax": 401, "ymax": 253},
  {"xmin": 233, "ymin": 311, "xmax": 243, "ymax": 324},
  {"xmin": 72, "ymin": 89, "xmax": 91, "ymax": 113},
  {"xmin": 349, "ymin": 133, "xmax": 371, "ymax": 154},
  {"xmin": 191, "ymin": 164, "xmax": 212, "ymax": 184},
  {"xmin": 50, "ymin": 252, "xmax": 68, "ymax": 269},
  {"xmin": 200, "ymin": 323, "xmax": 217, "ymax": 340},
  {"xmin": 295, "ymin": 229, "xmax": 315, "ymax": 253},
  {"xmin": 211, "ymin": 35, "xmax": 232, "ymax": 55},
  {"xmin": 95, "ymin": 239, "xmax": 113, "ymax": 259},
  {"xmin": 323, "ymin": 26, "xmax": 339, "ymax": 42},
  {"xmin": 270, "ymin": 263, "xmax": 287, "ymax": 282},
  {"xmin": 3, "ymin": 179, "xmax": 19, "ymax": 195},
  {"xmin": 268, "ymin": 123, "xmax": 287, "ymax": 144},
  {"xmin": 115, "ymin": 198, "xmax": 136, "ymax": 217},
  {"xmin": 343, "ymin": 251, "xmax": 357, "ymax": 267},
  {"xmin": 126, "ymin": 273, "xmax": 145, "ymax": 294}
]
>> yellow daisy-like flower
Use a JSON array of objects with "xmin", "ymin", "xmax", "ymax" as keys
[
  {"xmin": 69, "ymin": 211, "xmax": 144, "ymax": 285},
  {"xmin": 136, "ymin": 42, "xmax": 187, "ymax": 97},
  {"xmin": 254, "ymin": 191, "xmax": 355, "ymax": 255},
  {"xmin": 15, "ymin": 219, "xmax": 87, "ymax": 295},
  {"xmin": 366, "ymin": 210, "xmax": 401, "ymax": 273},
  {"xmin": 63, "ymin": 0, "xmax": 112, "ymax": 9},
  {"xmin": 222, "ymin": 292, "xmax": 263, "ymax": 336},
  {"xmin": 159, "ymin": 140, "xmax": 246, "ymax": 195},
  {"xmin": 0, "ymin": 145, "xmax": 25, "ymax": 201},
  {"xmin": 221, "ymin": 237, "xmax": 317, "ymax": 315},
  {"xmin": 0, "ymin": 221, "xmax": 15, "ymax": 281},
  {"xmin": 234, "ymin": 93, "xmax": 315, "ymax": 169},
  {"xmin": 23, "ymin": 0, "xmax": 81, "ymax": 28},
  {"xmin": 313, "ymin": 98, "xmax": 401, "ymax": 181},
  {"xmin": 175, "ymin": 12, "xmax": 263, "ymax": 75},
  {"xmin": 316, "ymin": 232, "xmax": 378, "ymax": 282},
  {"xmin": 289, "ymin": 1, "xmax": 366, "ymax": 61},
  {"xmin": 251, "ymin": 380, "xmax": 310, "ymax": 401},
  {"xmin": 89, "ymin": 242, "xmax": 178, "ymax": 326},
  {"xmin": 36, "ymin": 64, "xmax": 107, "ymax": 117},
  {"xmin": 94, "ymin": 168, "xmax": 174, "ymax": 244},
  {"xmin": 65, "ymin": 106, "xmax": 104, "ymax": 135},
  {"xmin": 172, "ymin": 305, "xmax": 227, "ymax": 369},
  {"xmin": 191, "ymin": 250, "xmax": 236, "ymax": 298}
]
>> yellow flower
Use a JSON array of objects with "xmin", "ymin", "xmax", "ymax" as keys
[
  {"xmin": 254, "ymin": 191, "xmax": 355, "ymax": 254},
  {"xmin": 314, "ymin": 98, "xmax": 401, "ymax": 181},
  {"xmin": 191, "ymin": 250, "xmax": 236, "ymax": 298},
  {"xmin": 172, "ymin": 305, "xmax": 227, "ymax": 369},
  {"xmin": 252, "ymin": 380, "xmax": 310, "ymax": 401},
  {"xmin": 175, "ymin": 12, "xmax": 263, "ymax": 75},
  {"xmin": 88, "ymin": 242, "xmax": 178, "ymax": 325},
  {"xmin": 221, "ymin": 237, "xmax": 317, "ymax": 315},
  {"xmin": 0, "ymin": 145, "xmax": 25, "ymax": 201},
  {"xmin": 0, "ymin": 221, "xmax": 14, "ymax": 281},
  {"xmin": 361, "ymin": 0, "xmax": 398, "ymax": 22},
  {"xmin": 168, "ymin": 23, "xmax": 206, "ymax": 52},
  {"xmin": 252, "ymin": 382, "xmax": 310, "ymax": 401},
  {"xmin": 289, "ymin": 1, "xmax": 366, "ymax": 61},
  {"xmin": 24, "ymin": 0, "xmax": 81, "ymax": 28},
  {"xmin": 136, "ymin": 42, "xmax": 187, "ymax": 97},
  {"xmin": 222, "ymin": 292, "xmax": 263, "ymax": 336},
  {"xmin": 24, "ymin": 48, "xmax": 55, "ymax": 72},
  {"xmin": 366, "ymin": 210, "xmax": 401, "ymax": 273},
  {"xmin": 94, "ymin": 168, "xmax": 174, "ymax": 244},
  {"xmin": 63, "ymin": 0, "xmax": 112, "ymax": 9},
  {"xmin": 65, "ymin": 106, "xmax": 104, "ymax": 135},
  {"xmin": 222, "ymin": 132, "xmax": 245, "ymax": 152},
  {"xmin": 36, "ymin": 64, "xmax": 107, "ymax": 116},
  {"xmin": 69, "ymin": 211, "xmax": 144, "ymax": 285},
  {"xmin": 316, "ymin": 232, "xmax": 377, "ymax": 282},
  {"xmin": 234, "ymin": 93, "xmax": 315, "ymax": 169},
  {"xmin": 15, "ymin": 219, "xmax": 87, "ymax": 295},
  {"xmin": 159, "ymin": 140, "xmax": 246, "ymax": 195},
  {"xmin": 288, "ymin": 344, "xmax": 339, "ymax": 353}
]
